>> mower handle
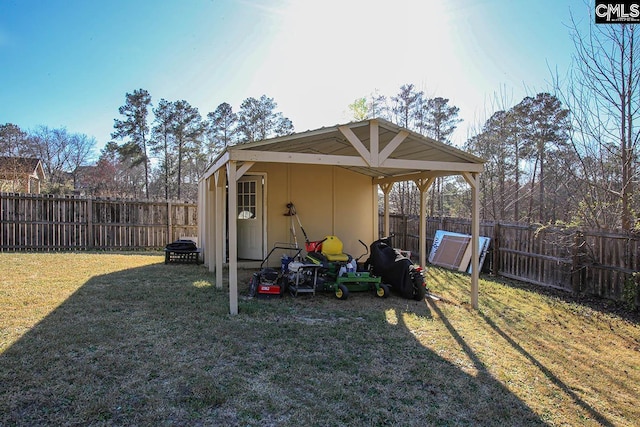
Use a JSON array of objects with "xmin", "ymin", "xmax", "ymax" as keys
[{"xmin": 355, "ymin": 239, "xmax": 370, "ymax": 262}]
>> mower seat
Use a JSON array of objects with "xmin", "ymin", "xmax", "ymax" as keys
[{"xmin": 321, "ymin": 235, "xmax": 350, "ymax": 262}]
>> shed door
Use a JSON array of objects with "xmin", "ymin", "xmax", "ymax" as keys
[{"xmin": 237, "ymin": 176, "xmax": 264, "ymax": 260}]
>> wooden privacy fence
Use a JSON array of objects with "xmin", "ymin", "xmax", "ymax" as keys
[
  {"xmin": 0, "ymin": 192, "xmax": 197, "ymax": 251},
  {"xmin": 2, "ymin": 192, "xmax": 637, "ymax": 304},
  {"xmin": 382, "ymin": 215, "xmax": 640, "ymax": 306}
]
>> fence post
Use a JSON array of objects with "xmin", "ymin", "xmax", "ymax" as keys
[
  {"xmin": 403, "ymin": 214, "xmax": 408, "ymax": 249},
  {"xmin": 572, "ymin": 230, "xmax": 586, "ymax": 293},
  {"xmin": 87, "ymin": 197, "xmax": 93, "ymax": 250},
  {"xmin": 492, "ymin": 222, "xmax": 501, "ymax": 276},
  {"xmin": 167, "ymin": 201, "xmax": 173, "ymax": 245}
]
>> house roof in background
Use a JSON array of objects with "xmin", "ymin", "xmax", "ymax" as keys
[{"xmin": 0, "ymin": 156, "xmax": 45, "ymax": 179}]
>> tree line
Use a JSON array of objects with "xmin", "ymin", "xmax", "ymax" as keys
[
  {"xmin": 347, "ymin": 86, "xmax": 578, "ymax": 227},
  {"xmin": 467, "ymin": 22, "xmax": 638, "ymax": 232},
  {"xmin": 106, "ymin": 91, "xmax": 294, "ymax": 200},
  {"xmin": 0, "ymin": 94, "xmax": 294, "ymax": 200},
  {"xmin": 346, "ymin": 22, "xmax": 638, "ymax": 232}
]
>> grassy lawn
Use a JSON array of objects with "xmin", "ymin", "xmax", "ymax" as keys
[{"xmin": 1, "ymin": 253, "xmax": 639, "ymax": 426}]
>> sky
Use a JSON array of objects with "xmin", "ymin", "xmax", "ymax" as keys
[{"xmin": 0, "ymin": 0, "xmax": 592, "ymax": 159}]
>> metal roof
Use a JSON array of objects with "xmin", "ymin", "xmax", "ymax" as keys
[{"xmin": 203, "ymin": 118, "xmax": 484, "ymax": 182}]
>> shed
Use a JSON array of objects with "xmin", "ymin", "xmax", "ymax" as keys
[
  {"xmin": 198, "ymin": 118, "xmax": 485, "ymax": 314},
  {"xmin": 0, "ymin": 156, "xmax": 46, "ymax": 194}
]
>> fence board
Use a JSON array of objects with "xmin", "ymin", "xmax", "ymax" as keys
[
  {"xmin": 380, "ymin": 213, "xmax": 639, "ymax": 305},
  {"xmin": 0, "ymin": 193, "xmax": 196, "ymax": 251}
]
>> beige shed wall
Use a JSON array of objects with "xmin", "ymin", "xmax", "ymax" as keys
[{"xmin": 239, "ymin": 163, "xmax": 375, "ymax": 261}]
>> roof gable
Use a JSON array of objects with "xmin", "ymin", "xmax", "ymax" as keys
[
  {"xmin": 235, "ymin": 118, "xmax": 481, "ymax": 159},
  {"xmin": 204, "ymin": 118, "xmax": 484, "ymax": 182},
  {"xmin": 0, "ymin": 157, "xmax": 45, "ymax": 178}
]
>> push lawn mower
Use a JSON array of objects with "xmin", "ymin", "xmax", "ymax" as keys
[
  {"xmin": 286, "ymin": 235, "xmax": 391, "ymax": 300},
  {"xmin": 249, "ymin": 243, "xmax": 302, "ymax": 298}
]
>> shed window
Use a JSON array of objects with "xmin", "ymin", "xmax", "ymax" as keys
[{"xmin": 237, "ymin": 181, "xmax": 256, "ymax": 219}]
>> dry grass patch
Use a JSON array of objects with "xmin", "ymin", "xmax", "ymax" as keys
[{"xmin": 1, "ymin": 253, "xmax": 638, "ymax": 426}]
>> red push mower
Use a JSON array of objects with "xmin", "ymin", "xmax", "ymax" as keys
[{"xmin": 248, "ymin": 243, "xmax": 302, "ymax": 298}]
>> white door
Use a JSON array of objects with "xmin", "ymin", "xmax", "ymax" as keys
[{"xmin": 237, "ymin": 176, "xmax": 263, "ymax": 260}]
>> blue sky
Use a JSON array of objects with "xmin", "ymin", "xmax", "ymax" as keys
[{"xmin": 0, "ymin": 0, "xmax": 591, "ymax": 158}]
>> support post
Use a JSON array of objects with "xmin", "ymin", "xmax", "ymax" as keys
[
  {"xmin": 227, "ymin": 161, "xmax": 239, "ymax": 315},
  {"xmin": 415, "ymin": 177, "xmax": 435, "ymax": 269},
  {"xmin": 461, "ymin": 172, "xmax": 480, "ymax": 309},
  {"xmin": 215, "ymin": 171, "xmax": 225, "ymax": 289},
  {"xmin": 204, "ymin": 178, "xmax": 214, "ymax": 270},
  {"xmin": 470, "ymin": 173, "xmax": 480, "ymax": 309},
  {"xmin": 380, "ymin": 183, "xmax": 392, "ymax": 238},
  {"xmin": 420, "ymin": 188, "xmax": 427, "ymax": 268}
]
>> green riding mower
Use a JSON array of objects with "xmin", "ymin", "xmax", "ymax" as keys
[{"xmin": 286, "ymin": 235, "xmax": 391, "ymax": 299}]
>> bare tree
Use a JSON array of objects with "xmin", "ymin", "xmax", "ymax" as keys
[
  {"xmin": 68, "ymin": 133, "xmax": 97, "ymax": 191},
  {"xmin": 29, "ymin": 126, "xmax": 95, "ymax": 193},
  {"xmin": 171, "ymin": 100, "xmax": 204, "ymax": 199},
  {"xmin": 466, "ymin": 111, "xmax": 513, "ymax": 220},
  {"xmin": 77, "ymin": 153, "xmax": 119, "ymax": 197},
  {"xmin": 422, "ymin": 97, "xmax": 462, "ymax": 216},
  {"xmin": 368, "ymin": 90, "xmax": 388, "ymax": 119},
  {"xmin": 347, "ymin": 91, "xmax": 389, "ymax": 122},
  {"xmin": 391, "ymin": 84, "xmax": 424, "ymax": 129},
  {"xmin": 100, "ymin": 141, "xmax": 146, "ymax": 198},
  {"xmin": 513, "ymin": 93, "xmax": 571, "ymax": 223},
  {"xmin": 150, "ymin": 99, "xmax": 177, "ymax": 200},
  {"xmin": 557, "ymin": 19, "xmax": 640, "ymax": 230},
  {"xmin": 0, "ymin": 123, "xmax": 33, "ymax": 157}
]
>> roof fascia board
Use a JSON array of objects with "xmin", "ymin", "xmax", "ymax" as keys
[
  {"xmin": 380, "ymin": 158, "xmax": 484, "ymax": 173},
  {"xmin": 373, "ymin": 170, "xmax": 459, "ymax": 185},
  {"xmin": 228, "ymin": 149, "xmax": 483, "ymax": 173},
  {"xmin": 202, "ymin": 151, "xmax": 230, "ymax": 181}
]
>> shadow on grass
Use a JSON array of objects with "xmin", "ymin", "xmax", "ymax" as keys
[
  {"xmin": 1, "ymin": 261, "xmax": 545, "ymax": 426},
  {"xmin": 384, "ymin": 299, "xmax": 546, "ymax": 426},
  {"xmin": 427, "ymin": 294, "xmax": 615, "ymax": 427},
  {"xmin": 490, "ymin": 274, "xmax": 640, "ymax": 325},
  {"xmin": 477, "ymin": 310, "xmax": 614, "ymax": 427}
]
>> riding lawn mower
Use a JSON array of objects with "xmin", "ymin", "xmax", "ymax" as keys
[{"xmin": 286, "ymin": 235, "xmax": 392, "ymax": 299}]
